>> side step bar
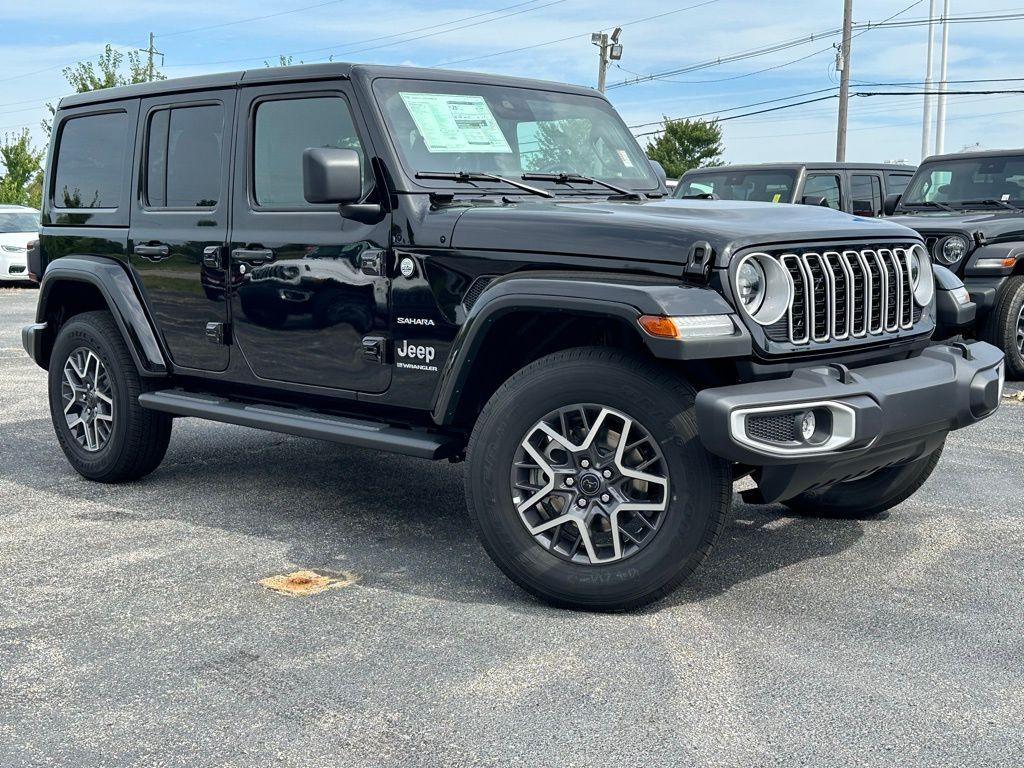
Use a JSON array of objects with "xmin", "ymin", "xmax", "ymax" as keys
[{"xmin": 139, "ymin": 390, "xmax": 463, "ymax": 460}]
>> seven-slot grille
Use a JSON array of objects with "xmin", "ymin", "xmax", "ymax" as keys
[{"xmin": 765, "ymin": 246, "xmax": 920, "ymax": 346}]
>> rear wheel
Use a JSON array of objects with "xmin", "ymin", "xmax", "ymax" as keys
[
  {"xmin": 48, "ymin": 311, "xmax": 172, "ymax": 483},
  {"xmin": 465, "ymin": 347, "xmax": 732, "ymax": 611},
  {"xmin": 980, "ymin": 274, "xmax": 1024, "ymax": 379},
  {"xmin": 783, "ymin": 445, "xmax": 943, "ymax": 519}
]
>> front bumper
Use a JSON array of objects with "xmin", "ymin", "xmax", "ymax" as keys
[
  {"xmin": 695, "ymin": 341, "xmax": 1004, "ymax": 503},
  {"xmin": 0, "ymin": 249, "xmax": 29, "ymax": 280}
]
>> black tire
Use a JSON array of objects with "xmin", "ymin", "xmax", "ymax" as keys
[
  {"xmin": 465, "ymin": 347, "xmax": 732, "ymax": 611},
  {"xmin": 48, "ymin": 310, "xmax": 172, "ymax": 483},
  {"xmin": 783, "ymin": 445, "xmax": 943, "ymax": 519},
  {"xmin": 980, "ymin": 274, "xmax": 1024, "ymax": 379}
]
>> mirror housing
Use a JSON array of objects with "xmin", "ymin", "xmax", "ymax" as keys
[
  {"xmin": 303, "ymin": 147, "xmax": 363, "ymax": 205},
  {"xmin": 883, "ymin": 193, "xmax": 902, "ymax": 216},
  {"xmin": 801, "ymin": 195, "xmax": 828, "ymax": 207},
  {"xmin": 648, "ymin": 159, "xmax": 668, "ymax": 182}
]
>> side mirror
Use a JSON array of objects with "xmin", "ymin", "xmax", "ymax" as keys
[
  {"xmin": 801, "ymin": 195, "xmax": 828, "ymax": 207},
  {"xmin": 883, "ymin": 193, "xmax": 902, "ymax": 216},
  {"xmin": 303, "ymin": 147, "xmax": 363, "ymax": 205},
  {"xmin": 648, "ymin": 159, "xmax": 668, "ymax": 182}
]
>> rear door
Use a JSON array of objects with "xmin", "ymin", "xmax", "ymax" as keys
[
  {"xmin": 226, "ymin": 81, "xmax": 391, "ymax": 393},
  {"xmin": 129, "ymin": 90, "xmax": 235, "ymax": 371}
]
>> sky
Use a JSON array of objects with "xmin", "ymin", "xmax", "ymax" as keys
[{"xmin": 2, "ymin": 0, "xmax": 1023, "ymax": 172}]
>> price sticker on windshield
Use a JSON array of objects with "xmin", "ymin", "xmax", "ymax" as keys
[{"xmin": 399, "ymin": 92, "xmax": 512, "ymax": 154}]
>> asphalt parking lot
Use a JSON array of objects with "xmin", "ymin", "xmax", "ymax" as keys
[{"xmin": 1, "ymin": 284, "xmax": 1022, "ymax": 768}]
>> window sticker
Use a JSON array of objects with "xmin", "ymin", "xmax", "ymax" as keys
[
  {"xmin": 772, "ymin": 193, "xmax": 782, "ymax": 203},
  {"xmin": 399, "ymin": 92, "xmax": 512, "ymax": 153},
  {"xmin": 616, "ymin": 149, "xmax": 634, "ymax": 168}
]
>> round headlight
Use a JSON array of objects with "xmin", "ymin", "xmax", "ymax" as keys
[
  {"xmin": 733, "ymin": 253, "xmax": 792, "ymax": 326},
  {"xmin": 737, "ymin": 258, "xmax": 766, "ymax": 313},
  {"xmin": 909, "ymin": 244, "xmax": 935, "ymax": 306},
  {"xmin": 935, "ymin": 234, "xmax": 969, "ymax": 265}
]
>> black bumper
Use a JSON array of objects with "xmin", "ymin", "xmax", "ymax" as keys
[
  {"xmin": 695, "ymin": 341, "xmax": 1004, "ymax": 503},
  {"xmin": 22, "ymin": 322, "xmax": 47, "ymax": 368}
]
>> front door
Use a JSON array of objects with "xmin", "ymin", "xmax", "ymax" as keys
[
  {"xmin": 228, "ymin": 82, "xmax": 391, "ymax": 393},
  {"xmin": 129, "ymin": 90, "xmax": 235, "ymax": 371}
]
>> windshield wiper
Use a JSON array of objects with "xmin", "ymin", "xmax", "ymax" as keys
[
  {"xmin": 904, "ymin": 200, "xmax": 955, "ymax": 212},
  {"xmin": 415, "ymin": 171, "xmax": 553, "ymax": 198},
  {"xmin": 521, "ymin": 172, "xmax": 643, "ymax": 200},
  {"xmin": 960, "ymin": 198, "xmax": 1021, "ymax": 210}
]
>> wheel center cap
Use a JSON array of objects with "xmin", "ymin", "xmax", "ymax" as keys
[{"xmin": 577, "ymin": 471, "xmax": 602, "ymax": 496}]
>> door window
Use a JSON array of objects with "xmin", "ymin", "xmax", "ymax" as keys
[
  {"xmin": 885, "ymin": 173, "xmax": 913, "ymax": 197},
  {"xmin": 253, "ymin": 96, "xmax": 365, "ymax": 207},
  {"xmin": 145, "ymin": 104, "xmax": 224, "ymax": 208},
  {"xmin": 52, "ymin": 111, "xmax": 129, "ymax": 209},
  {"xmin": 851, "ymin": 174, "xmax": 883, "ymax": 217},
  {"xmin": 803, "ymin": 174, "xmax": 842, "ymax": 209}
]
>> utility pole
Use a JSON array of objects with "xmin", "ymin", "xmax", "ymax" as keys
[
  {"xmin": 140, "ymin": 32, "xmax": 164, "ymax": 82},
  {"xmin": 934, "ymin": 0, "xmax": 951, "ymax": 155},
  {"xmin": 920, "ymin": 0, "xmax": 937, "ymax": 159},
  {"xmin": 591, "ymin": 27, "xmax": 623, "ymax": 93},
  {"xmin": 835, "ymin": 0, "xmax": 854, "ymax": 162}
]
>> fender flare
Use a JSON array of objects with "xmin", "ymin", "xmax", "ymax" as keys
[
  {"xmin": 430, "ymin": 271, "xmax": 750, "ymax": 424},
  {"xmin": 31, "ymin": 255, "xmax": 168, "ymax": 375}
]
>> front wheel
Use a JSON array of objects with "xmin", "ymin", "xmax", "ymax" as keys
[
  {"xmin": 783, "ymin": 445, "xmax": 944, "ymax": 519},
  {"xmin": 465, "ymin": 348, "xmax": 732, "ymax": 611},
  {"xmin": 980, "ymin": 274, "xmax": 1024, "ymax": 379}
]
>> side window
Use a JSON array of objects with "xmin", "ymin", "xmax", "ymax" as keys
[
  {"xmin": 803, "ymin": 174, "xmax": 841, "ymax": 209},
  {"xmin": 253, "ymin": 96, "xmax": 365, "ymax": 207},
  {"xmin": 53, "ymin": 111, "xmax": 129, "ymax": 209},
  {"xmin": 886, "ymin": 173, "xmax": 913, "ymax": 197},
  {"xmin": 146, "ymin": 104, "xmax": 224, "ymax": 208},
  {"xmin": 851, "ymin": 174, "xmax": 882, "ymax": 216}
]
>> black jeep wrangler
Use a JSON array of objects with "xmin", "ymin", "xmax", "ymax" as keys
[
  {"xmin": 887, "ymin": 149, "xmax": 1024, "ymax": 377},
  {"xmin": 24, "ymin": 64, "xmax": 1004, "ymax": 610}
]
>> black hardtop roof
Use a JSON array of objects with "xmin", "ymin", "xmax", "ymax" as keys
[
  {"xmin": 57, "ymin": 62, "xmax": 601, "ymax": 110},
  {"xmin": 920, "ymin": 148, "xmax": 1024, "ymax": 163},
  {"xmin": 681, "ymin": 162, "xmax": 916, "ymax": 176}
]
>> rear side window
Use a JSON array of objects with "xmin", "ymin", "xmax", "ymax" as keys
[
  {"xmin": 253, "ymin": 96, "xmax": 365, "ymax": 207},
  {"xmin": 851, "ymin": 174, "xmax": 883, "ymax": 217},
  {"xmin": 53, "ymin": 112, "xmax": 129, "ymax": 209},
  {"xmin": 146, "ymin": 104, "xmax": 224, "ymax": 208}
]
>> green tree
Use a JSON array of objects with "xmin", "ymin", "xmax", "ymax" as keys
[
  {"xmin": 43, "ymin": 44, "xmax": 164, "ymax": 135},
  {"xmin": 644, "ymin": 117, "xmax": 724, "ymax": 180},
  {"xmin": 0, "ymin": 129, "xmax": 45, "ymax": 208}
]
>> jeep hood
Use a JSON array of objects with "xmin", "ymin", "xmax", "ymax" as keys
[
  {"xmin": 448, "ymin": 198, "xmax": 919, "ymax": 268},
  {"xmin": 891, "ymin": 210, "xmax": 1024, "ymax": 243}
]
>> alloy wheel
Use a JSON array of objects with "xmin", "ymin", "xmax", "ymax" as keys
[
  {"xmin": 511, "ymin": 404, "xmax": 669, "ymax": 565},
  {"xmin": 1016, "ymin": 302, "xmax": 1024, "ymax": 356},
  {"xmin": 61, "ymin": 347, "xmax": 114, "ymax": 452}
]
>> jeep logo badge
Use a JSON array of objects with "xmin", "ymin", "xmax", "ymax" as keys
[
  {"xmin": 399, "ymin": 257, "xmax": 415, "ymax": 278},
  {"xmin": 578, "ymin": 472, "xmax": 602, "ymax": 496}
]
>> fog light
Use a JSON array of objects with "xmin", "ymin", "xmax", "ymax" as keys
[{"xmin": 798, "ymin": 410, "xmax": 816, "ymax": 442}]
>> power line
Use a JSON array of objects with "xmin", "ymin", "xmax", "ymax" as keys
[
  {"xmin": 156, "ymin": 0, "xmax": 350, "ymax": 39},
  {"xmin": 161, "ymin": 0, "xmax": 563, "ymax": 69},
  {"xmin": 434, "ymin": 0, "xmax": 724, "ymax": 67}
]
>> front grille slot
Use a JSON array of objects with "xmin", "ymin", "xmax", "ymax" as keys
[{"xmin": 769, "ymin": 245, "xmax": 918, "ymax": 347}]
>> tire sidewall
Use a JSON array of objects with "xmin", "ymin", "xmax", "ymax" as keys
[
  {"xmin": 48, "ymin": 318, "xmax": 133, "ymax": 476},
  {"xmin": 998, "ymin": 277, "xmax": 1024, "ymax": 376},
  {"xmin": 467, "ymin": 353, "xmax": 727, "ymax": 608}
]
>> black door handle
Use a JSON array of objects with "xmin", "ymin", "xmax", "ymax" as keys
[
  {"xmin": 134, "ymin": 243, "xmax": 170, "ymax": 260},
  {"xmin": 231, "ymin": 248, "xmax": 274, "ymax": 266}
]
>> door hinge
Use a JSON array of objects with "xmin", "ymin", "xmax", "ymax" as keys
[
  {"xmin": 359, "ymin": 249, "xmax": 385, "ymax": 277},
  {"xmin": 361, "ymin": 335, "xmax": 387, "ymax": 363},
  {"xmin": 206, "ymin": 322, "xmax": 231, "ymax": 345}
]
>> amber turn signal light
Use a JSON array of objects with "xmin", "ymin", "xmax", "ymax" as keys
[{"xmin": 638, "ymin": 315, "xmax": 679, "ymax": 338}]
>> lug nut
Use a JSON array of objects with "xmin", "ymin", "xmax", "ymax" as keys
[
  {"xmin": 602, "ymin": 469, "xmax": 612, "ymax": 478},
  {"xmin": 580, "ymin": 459, "xmax": 590, "ymax": 468},
  {"xmin": 601, "ymin": 493, "xmax": 610, "ymax": 503},
  {"xmin": 565, "ymin": 477, "xmax": 575, "ymax": 487},
  {"xmin": 577, "ymin": 498, "xmax": 587, "ymax": 507}
]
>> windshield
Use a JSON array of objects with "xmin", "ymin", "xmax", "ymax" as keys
[
  {"xmin": 373, "ymin": 78, "xmax": 658, "ymax": 191},
  {"xmin": 673, "ymin": 169, "xmax": 797, "ymax": 202},
  {"xmin": 902, "ymin": 155, "xmax": 1024, "ymax": 208},
  {"xmin": 0, "ymin": 210, "xmax": 39, "ymax": 233}
]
